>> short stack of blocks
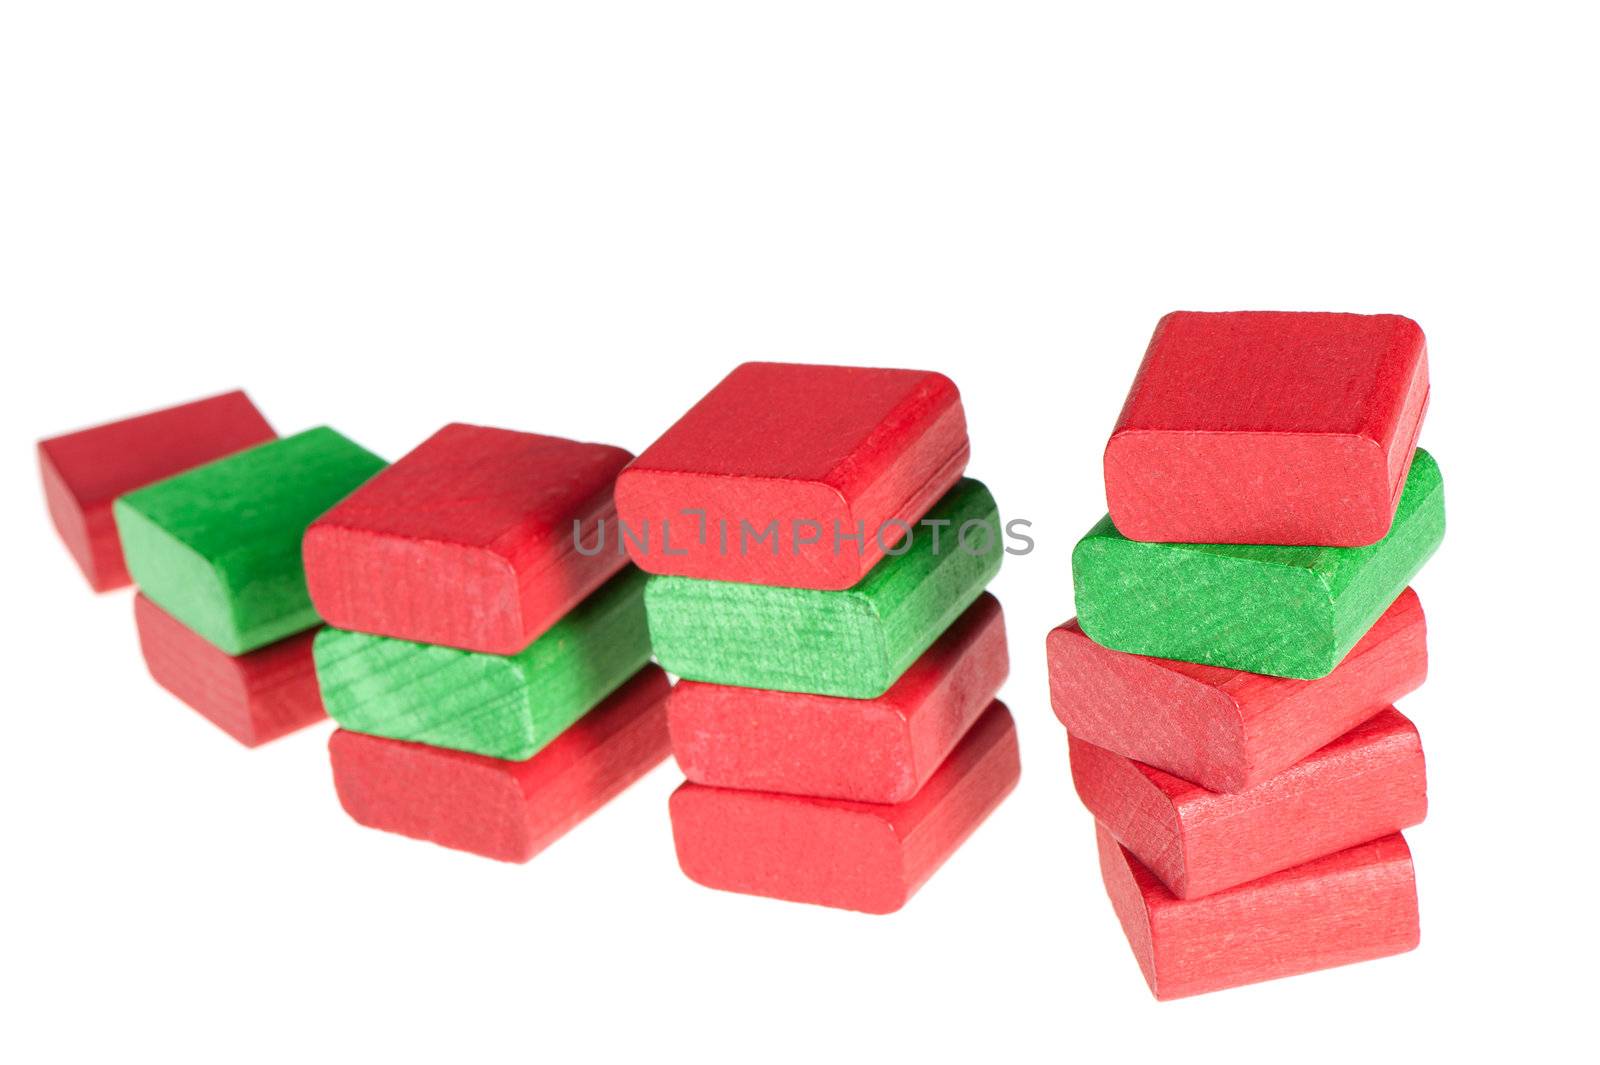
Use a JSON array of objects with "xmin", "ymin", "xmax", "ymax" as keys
[
  {"xmin": 620, "ymin": 362, "xmax": 1020, "ymax": 914},
  {"xmin": 1049, "ymin": 311, "xmax": 1445, "ymax": 998},
  {"xmin": 307, "ymin": 423, "xmax": 671, "ymax": 863}
]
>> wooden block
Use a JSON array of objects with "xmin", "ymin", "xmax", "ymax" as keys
[
  {"xmin": 669, "ymin": 593, "xmax": 1008, "ymax": 802},
  {"xmin": 1072, "ymin": 708, "xmax": 1427, "ymax": 899},
  {"xmin": 1097, "ymin": 824, "xmax": 1420, "ymax": 1000},
  {"xmin": 304, "ymin": 423, "xmax": 633, "ymax": 654},
  {"xmin": 329, "ymin": 665, "xmax": 672, "ymax": 862},
  {"xmin": 1047, "ymin": 587, "xmax": 1426, "ymax": 791},
  {"xmin": 38, "ymin": 390, "xmax": 277, "ymax": 591},
  {"xmin": 134, "ymin": 592, "xmax": 325, "ymax": 747},
  {"xmin": 1105, "ymin": 311, "xmax": 1429, "ymax": 546},
  {"xmin": 646, "ymin": 478, "xmax": 1001, "ymax": 698},
  {"xmin": 114, "ymin": 427, "xmax": 386, "ymax": 654},
  {"xmin": 315, "ymin": 568, "xmax": 652, "ymax": 760},
  {"xmin": 669, "ymin": 701, "xmax": 1019, "ymax": 914},
  {"xmin": 1073, "ymin": 448, "xmax": 1443, "ymax": 679},
  {"xmin": 615, "ymin": 361, "xmax": 969, "ymax": 590}
]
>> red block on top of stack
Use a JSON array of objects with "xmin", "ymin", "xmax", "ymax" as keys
[
  {"xmin": 303, "ymin": 423, "xmax": 633, "ymax": 654},
  {"xmin": 614, "ymin": 362, "xmax": 969, "ymax": 590},
  {"xmin": 1103, "ymin": 311, "xmax": 1429, "ymax": 546},
  {"xmin": 1047, "ymin": 587, "xmax": 1426, "ymax": 793},
  {"xmin": 38, "ymin": 390, "xmax": 277, "ymax": 591},
  {"xmin": 1071, "ymin": 707, "xmax": 1427, "ymax": 899},
  {"xmin": 668, "ymin": 593, "xmax": 1008, "ymax": 803}
]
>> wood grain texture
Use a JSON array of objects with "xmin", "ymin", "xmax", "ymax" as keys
[
  {"xmin": 315, "ymin": 568, "xmax": 651, "ymax": 760},
  {"xmin": 645, "ymin": 478, "xmax": 1001, "ymax": 697},
  {"xmin": 1047, "ymin": 587, "xmax": 1426, "ymax": 791},
  {"xmin": 1073, "ymin": 448, "xmax": 1443, "ymax": 679},
  {"xmin": 134, "ymin": 592, "xmax": 325, "ymax": 747},
  {"xmin": 329, "ymin": 665, "xmax": 671, "ymax": 862},
  {"xmin": 1104, "ymin": 311, "xmax": 1429, "ymax": 546},
  {"xmin": 614, "ymin": 361, "xmax": 969, "ymax": 589},
  {"xmin": 114, "ymin": 427, "xmax": 386, "ymax": 654},
  {"xmin": 38, "ymin": 390, "xmax": 276, "ymax": 591},
  {"xmin": 1072, "ymin": 708, "xmax": 1426, "ymax": 899},
  {"xmin": 304, "ymin": 423, "xmax": 632, "ymax": 654},
  {"xmin": 669, "ymin": 592, "xmax": 1008, "ymax": 802},
  {"xmin": 1097, "ymin": 824, "xmax": 1420, "ymax": 1000},
  {"xmin": 669, "ymin": 701, "xmax": 1019, "ymax": 914}
]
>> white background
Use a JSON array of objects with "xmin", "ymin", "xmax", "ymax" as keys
[{"xmin": 2, "ymin": 3, "xmax": 1594, "ymax": 1062}]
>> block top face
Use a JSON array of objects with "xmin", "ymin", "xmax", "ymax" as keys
[
  {"xmin": 1106, "ymin": 312, "xmax": 1429, "ymax": 545},
  {"xmin": 615, "ymin": 362, "xmax": 969, "ymax": 589},
  {"xmin": 304, "ymin": 424, "xmax": 633, "ymax": 652}
]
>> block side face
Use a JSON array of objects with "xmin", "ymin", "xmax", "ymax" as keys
[
  {"xmin": 237, "ymin": 629, "xmax": 328, "ymax": 746},
  {"xmin": 116, "ymin": 499, "xmax": 242, "ymax": 652},
  {"xmin": 1094, "ymin": 825, "xmax": 1160, "ymax": 996},
  {"xmin": 1104, "ymin": 430, "xmax": 1393, "ymax": 546},
  {"xmin": 1071, "ymin": 737, "xmax": 1189, "ymax": 897},
  {"xmin": 901, "ymin": 594, "xmax": 1009, "ymax": 797},
  {"xmin": 38, "ymin": 445, "xmax": 117, "ymax": 589},
  {"xmin": 134, "ymin": 593, "xmax": 254, "ymax": 742}
]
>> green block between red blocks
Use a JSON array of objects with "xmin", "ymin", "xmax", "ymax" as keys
[
  {"xmin": 644, "ymin": 478, "xmax": 1003, "ymax": 698},
  {"xmin": 1072, "ymin": 448, "xmax": 1445, "ymax": 680},
  {"xmin": 113, "ymin": 427, "xmax": 386, "ymax": 654},
  {"xmin": 315, "ymin": 567, "xmax": 653, "ymax": 760}
]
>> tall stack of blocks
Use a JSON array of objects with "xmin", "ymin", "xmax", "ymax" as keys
[
  {"xmin": 1048, "ymin": 312, "xmax": 1445, "ymax": 998},
  {"xmin": 618, "ymin": 362, "xmax": 1019, "ymax": 914},
  {"xmin": 41, "ymin": 392, "xmax": 386, "ymax": 747},
  {"xmin": 306, "ymin": 423, "xmax": 672, "ymax": 863}
]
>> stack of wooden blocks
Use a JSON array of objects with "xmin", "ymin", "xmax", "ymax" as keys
[
  {"xmin": 616, "ymin": 362, "xmax": 1020, "ymax": 913},
  {"xmin": 1047, "ymin": 312, "xmax": 1445, "ymax": 998},
  {"xmin": 307, "ymin": 423, "xmax": 673, "ymax": 862},
  {"xmin": 39, "ymin": 391, "xmax": 384, "ymax": 747}
]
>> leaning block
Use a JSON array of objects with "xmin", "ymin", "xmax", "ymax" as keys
[
  {"xmin": 669, "ymin": 593, "xmax": 1008, "ymax": 802},
  {"xmin": 1073, "ymin": 448, "xmax": 1443, "ymax": 679},
  {"xmin": 646, "ymin": 479, "xmax": 1001, "ymax": 698},
  {"xmin": 304, "ymin": 423, "xmax": 633, "ymax": 654},
  {"xmin": 1072, "ymin": 708, "xmax": 1426, "ymax": 899},
  {"xmin": 1047, "ymin": 587, "xmax": 1426, "ymax": 791},
  {"xmin": 315, "ymin": 568, "xmax": 651, "ymax": 760},
  {"xmin": 1097, "ymin": 825, "xmax": 1420, "ymax": 1000},
  {"xmin": 38, "ymin": 390, "xmax": 276, "ymax": 591},
  {"xmin": 329, "ymin": 665, "xmax": 672, "ymax": 862},
  {"xmin": 1104, "ymin": 311, "xmax": 1429, "ymax": 546},
  {"xmin": 615, "ymin": 361, "xmax": 969, "ymax": 589},
  {"xmin": 114, "ymin": 427, "xmax": 386, "ymax": 654},
  {"xmin": 669, "ymin": 701, "xmax": 1019, "ymax": 914},
  {"xmin": 134, "ymin": 593, "xmax": 325, "ymax": 747}
]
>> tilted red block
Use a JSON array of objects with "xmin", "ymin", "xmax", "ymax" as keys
[
  {"xmin": 1104, "ymin": 311, "xmax": 1429, "ymax": 546},
  {"xmin": 668, "ymin": 593, "xmax": 1008, "ymax": 803},
  {"xmin": 304, "ymin": 423, "xmax": 633, "ymax": 654},
  {"xmin": 134, "ymin": 593, "xmax": 324, "ymax": 747},
  {"xmin": 614, "ymin": 362, "xmax": 968, "ymax": 589},
  {"xmin": 38, "ymin": 390, "xmax": 276, "ymax": 591},
  {"xmin": 1072, "ymin": 707, "xmax": 1426, "ymax": 899},
  {"xmin": 1047, "ymin": 587, "xmax": 1425, "ymax": 792},
  {"xmin": 669, "ymin": 701, "xmax": 1018, "ymax": 914},
  {"xmin": 328, "ymin": 665, "xmax": 672, "ymax": 862}
]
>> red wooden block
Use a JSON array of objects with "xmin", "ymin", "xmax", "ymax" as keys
[
  {"xmin": 1071, "ymin": 707, "xmax": 1426, "ymax": 899},
  {"xmin": 614, "ymin": 362, "xmax": 969, "ymax": 589},
  {"xmin": 669, "ymin": 701, "xmax": 1019, "ymax": 914},
  {"xmin": 1047, "ymin": 586, "xmax": 1425, "ymax": 793},
  {"xmin": 304, "ymin": 423, "xmax": 633, "ymax": 654},
  {"xmin": 669, "ymin": 594, "xmax": 1008, "ymax": 802},
  {"xmin": 38, "ymin": 390, "xmax": 277, "ymax": 591},
  {"xmin": 134, "ymin": 592, "xmax": 324, "ymax": 747},
  {"xmin": 1097, "ymin": 825, "xmax": 1420, "ymax": 1000},
  {"xmin": 1104, "ymin": 311, "xmax": 1430, "ymax": 546},
  {"xmin": 328, "ymin": 665, "xmax": 672, "ymax": 862}
]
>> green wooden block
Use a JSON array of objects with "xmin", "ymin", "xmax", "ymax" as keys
[
  {"xmin": 315, "ymin": 567, "xmax": 652, "ymax": 760},
  {"xmin": 1072, "ymin": 447, "xmax": 1445, "ymax": 680},
  {"xmin": 114, "ymin": 427, "xmax": 386, "ymax": 654},
  {"xmin": 644, "ymin": 478, "xmax": 1003, "ymax": 698}
]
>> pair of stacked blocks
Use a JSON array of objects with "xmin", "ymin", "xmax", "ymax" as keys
[
  {"xmin": 308, "ymin": 424, "xmax": 672, "ymax": 863},
  {"xmin": 1049, "ymin": 311, "xmax": 1445, "ymax": 998},
  {"xmin": 621, "ymin": 363, "xmax": 1019, "ymax": 913}
]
